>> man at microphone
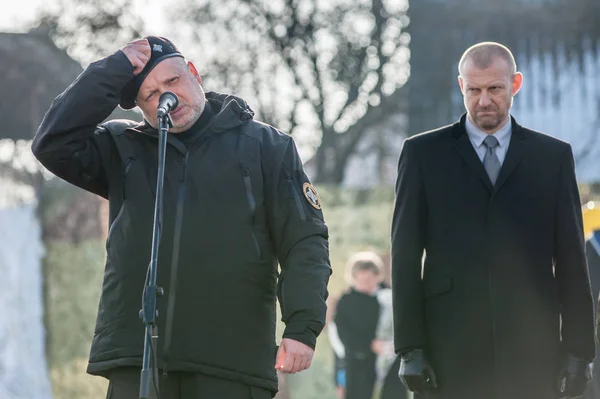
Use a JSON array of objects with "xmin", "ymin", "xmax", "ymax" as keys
[{"xmin": 32, "ymin": 36, "xmax": 331, "ymax": 399}]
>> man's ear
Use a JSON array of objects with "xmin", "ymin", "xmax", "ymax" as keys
[
  {"xmin": 458, "ymin": 75, "xmax": 465, "ymax": 95},
  {"xmin": 188, "ymin": 61, "xmax": 202, "ymax": 84},
  {"xmin": 512, "ymin": 72, "xmax": 523, "ymax": 96}
]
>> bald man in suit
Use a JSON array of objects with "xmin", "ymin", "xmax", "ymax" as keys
[{"xmin": 392, "ymin": 42, "xmax": 595, "ymax": 399}]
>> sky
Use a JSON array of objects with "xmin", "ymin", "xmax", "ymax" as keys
[
  {"xmin": 0, "ymin": 0, "xmax": 168, "ymax": 33},
  {"xmin": 0, "ymin": 0, "xmax": 41, "ymax": 30}
]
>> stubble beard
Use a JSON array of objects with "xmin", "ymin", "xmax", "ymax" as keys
[
  {"xmin": 171, "ymin": 100, "xmax": 205, "ymax": 133},
  {"xmin": 476, "ymin": 113, "xmax": 503, "ymax": 131}
]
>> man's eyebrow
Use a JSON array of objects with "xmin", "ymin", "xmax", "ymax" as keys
[
  {"xmin": 162, "ymin": 74, "xmax": 181, "ymax": 84},
  {"xmin": 141, "ymin": 74, "xmax": 182, "ymax": 99},
  {"xmin": 143, "ymin": 88, "xmax": 159, "ymax": 99},
  {"xmin": 466, "ymin": 81, "xmax": 506, "ymax": 88}
]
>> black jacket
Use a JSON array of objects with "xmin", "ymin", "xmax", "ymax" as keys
[
  {"xmin": 584, "ymin": 235, "xmax": 600, "ymax": 399},
  {"xmin": 32, "ymin": 50, "xmax": 331, "ymax": 393},
  {"xmin": 391, "ymin": 115, "xmax": 594, "ymax": 399}
]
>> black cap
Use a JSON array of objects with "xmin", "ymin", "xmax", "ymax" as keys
[{"xmin": 120, "ymin": 36, "xmax": 184, "ymax": 110}]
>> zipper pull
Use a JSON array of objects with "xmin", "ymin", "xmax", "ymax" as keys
[{"xmin": 180, "ymin": 152, "xmax": 189, "ymax": 182}]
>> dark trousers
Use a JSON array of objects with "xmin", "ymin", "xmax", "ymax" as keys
[
  {"xmin": 105, "ymin": 367, "xmax": 272, "ymax": 399},
  {"xmin": 380, "ymin": 356, "xmax": 409, "ymax": 399},
  {"xmin": 345, "ymin": 353, "xmax": 377, "ymax": 399}
]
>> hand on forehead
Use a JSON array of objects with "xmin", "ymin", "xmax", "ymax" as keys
[{"xmin": 120, "ymin": 36, "xmax": 185, "ymax": 110}]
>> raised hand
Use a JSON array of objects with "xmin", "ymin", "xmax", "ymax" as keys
[{"xmin": 120, "ymin": 39, "xmax": 151, "ymax": 75}]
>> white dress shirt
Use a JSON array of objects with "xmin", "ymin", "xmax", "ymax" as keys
[{"xmin": 465, "ymin": 116, "xmax": 512, "ymax": 165}]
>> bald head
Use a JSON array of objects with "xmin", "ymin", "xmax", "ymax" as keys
[
  {"xmin": 458, "ymin": 42, "xmax": 517, "ymax": 76},
  {"xmin": 457, "ymin": 42, "xmax": 523, "ymax": 134}
]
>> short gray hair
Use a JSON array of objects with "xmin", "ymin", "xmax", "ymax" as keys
[{"xmin": 458, "ymin": 42, "xmax": 517, "ymax": 76}]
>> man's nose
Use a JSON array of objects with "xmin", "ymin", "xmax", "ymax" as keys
[{"xmin": 479, "ymin": 92, "xmax": 491, "ymax": 107}]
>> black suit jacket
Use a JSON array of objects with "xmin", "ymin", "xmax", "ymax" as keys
[
  {"xmin": 584, "ymin": 236, "xmax": 600, "ymax": 399},
  {"xmin": 391, "ymin": 114, "xmax": 595, "ymax": 399}
]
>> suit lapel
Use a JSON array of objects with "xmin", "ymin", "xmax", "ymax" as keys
[
  {"xmin": 493, "ymin": 118, "xmax": 528, "ymax": 193},
  {"xmin": 452, "ymin": 115, "xmax": 493, "ymax": 192}
]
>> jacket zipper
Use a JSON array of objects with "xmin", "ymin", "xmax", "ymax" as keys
[
  {"xmin": 138, "ymin": 119, "xmax": 215, "ymax": 378},
  {"xmin": 155, "ymin": 110, "xmax": 247, "ymax": 375},
  {"xmin": 287, "ymin": 176, "xmax": 307, "ymax": 221},
  {"xmin": 163, "ymin": 151, "xmax": 190, "ymax": 378},
  {"xmin": 106, "ymin": 205, "xmax": 125, "ymax": 249},
  {"xmin": 243, "ymin": 167, "xmax": 262, "ymax": 258},
  {"xmin": 122, "ymin": 157, "xmax": 134, "ymax": 199},
  {"xmin": 106, "ymin": 157, "xmax": 134, "ymax": 247}
]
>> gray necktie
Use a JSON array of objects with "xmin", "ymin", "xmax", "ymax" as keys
[{"xmin": 482, "ymin": 135, "xmax": 501, "ymax": 185}]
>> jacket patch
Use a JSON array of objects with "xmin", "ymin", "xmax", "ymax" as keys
[{"xmin": 302, "ymin": 183, "xmax": 321, "ymax": 210}]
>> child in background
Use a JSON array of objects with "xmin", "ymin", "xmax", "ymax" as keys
[{"xmin": 334, "ymin": 252, "xmax": 384, "ymax": 399}]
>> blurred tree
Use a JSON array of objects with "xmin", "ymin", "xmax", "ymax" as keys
[
  {"xmin": 35, "ymin": 0, "xmax": 143, "ymax": 64},
  {"xmin": 173, "ymin": 0, "xmax": 410, "ymax": 183},
  {"xmin": 31, "ymin": 0, "xmax": 410, "ymax": 183}
]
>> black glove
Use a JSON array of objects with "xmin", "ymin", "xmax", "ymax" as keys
[
  {"xmin": 556, "ymin": 352, "xmax": 592, "ymax": 399},
  {"xmin": 399, "ymin": 348, "xmax": 438, "ymax": 394}
]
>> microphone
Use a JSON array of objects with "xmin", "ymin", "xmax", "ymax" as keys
[{"xmin": 157, "ymin": 92, "xmax": 179, "ymax": 117}]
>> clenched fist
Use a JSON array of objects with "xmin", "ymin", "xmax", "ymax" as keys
[
  {"xmin": 275, "ymin": 338, "xmax": 314, "ymax": 374},
  {"xmin": 399, "ymin": 349, "xmax": 438, "ymax": 394},
  {"xmin": 120, "ymin": 39, "xmax": 151, "ymax": 75}
]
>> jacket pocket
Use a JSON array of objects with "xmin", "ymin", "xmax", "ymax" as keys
[
  {"xmin": 242, "ymin": 166, "xmax": 262, "ymax": 259},
  {"xmin": 121, "ymin": 156, "xmax": 134, "ymax": 200},
  {"xmin": 277, "ymin": 271, "xmax": 287, "ymax": 317},
  {"xmin": 423, "ymin": 277, "xmax": 453, "ymax": 298},
  {"xmin": 106, "ymin": 158, "xmax": 132, "ymax": 251},
  {"xmin": 286, "ymin": 174, "xmax": 307, "ymax": 221}
]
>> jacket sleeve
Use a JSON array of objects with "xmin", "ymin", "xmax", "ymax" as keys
[
  {"xmin": 263, "ymin": 132, "xmax": 331, "ymax": 349},
  {"xmin": 391, "ymin": 138, "xmax": 428, "ymax": 354},
  {"xmin": 554, "ymin": 144, "xmax": 595, "ymax": 362},
  {"xmin": 31, "ymin": 50, "xmax": 135, "ymax": 198}
]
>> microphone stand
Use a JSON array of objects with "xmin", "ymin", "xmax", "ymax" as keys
[{"xmin": 139, "ymin": 112, "xmax": 172, "ymax": 399}]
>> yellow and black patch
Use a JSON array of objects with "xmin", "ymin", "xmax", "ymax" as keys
[{"xmin": 302, "ymin": 182, "xmax": 322, "ymax": 210}]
